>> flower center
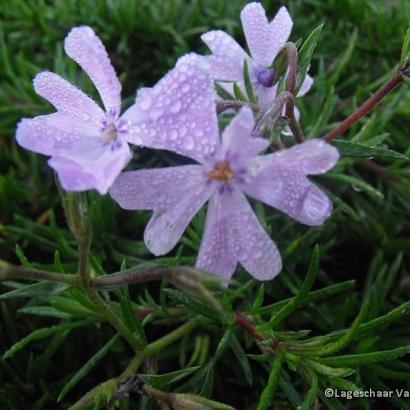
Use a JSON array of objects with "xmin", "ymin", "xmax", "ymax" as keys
[
  {"xmin": 257, "ymin": 68, "xmax": 275, "ymax": 88},
  {"xmin": 101, "ymin": 123, "xmax": 118, "ymax": 142},
  {"xmin": 208, "ymin": 160, "xmax": 235, "ymax": 182}
]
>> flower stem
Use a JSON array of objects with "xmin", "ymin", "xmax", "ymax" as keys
[
  {"xmin": 0, "ymin": 261, "xmax": 80, "ymax": 285},
  {"xmin": 60, "ymin": 189, "xmax": 144, "ymax": 353},
  {"xmin": 323, "ymin": 69, "xmax": 406, "ymax": 142}
]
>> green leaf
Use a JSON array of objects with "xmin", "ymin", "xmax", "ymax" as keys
[
  {"xmin": 256, "ymin": 350, "xmax": 285, "ymax": 410},
  {"xmin": 18, "ymin": 306, "xmax": 71, "ymax": 319},
  {"xmin": 326, "ymin": 173, "xmax": 384, "ymax": 201},
  {"xmin": 58, "ymin": 334, "xmax": 120, "ymax": 401},
  {"xmin": 163, "ymin": 289, "xmax": 221, "ymax": 323},
  {"xmin": 320, "ymin": 344, "xmax": 410, "ymax": 367},
  {"xmin": 331, "ymin": 140, "xmax": 409, "ymax": 161},
  {"xmin": 400, "ymin": 22, "xmax": 410, "ymax": 69},
  {"xmin": 233, "ymin": 82, "xmax": 246, "ymax": 101},
  {"xmin": 257, "ymin": 280, "xmax": 355, "ymax": 316},
  {"xmin": 215, "ymin": 82, "xmax": 234, "ymax": 100},
  {"xmin": 327, "ymin": 376, "xmax": 361, "ymax": 392},
  {"xmin": 15, "ymin": 244, "xmax": 33, "ymax": 268},
  {"xmin": 328, "ymin": 27, "xmax": 358, "ymax": 84},
  {"xmin": 230, "ymin": 334, "xmax": 253, "ymax": 385},
  {"xmin": 0, "ymin": 281, "xmax": 68, "ymax": 301},
  {"xmin": 307, "ymin": 360, "xmax": 355, "ymax": 377},
  {"xmin": 265, "ymin": 245, "xmax": 320, "ymax": 329},
  {"xmin": 251, "ymin": 284, "xmax": 265, "ymax": 313},
  {"xmin": 243, "ymin": 60, "xmax": 256, "ymax": 103},
  {"xmin": 139, "ymin": 366, "xmax": 200, "ymax": 389},
  {"xmin": 117, "ymin": 286, "xmax": 146, "ymax": 347},
  {"xmin": 3, "ymin": 319, "xmax": 95, "ymax": 359},
  {"xmin": 296, "ymin": 23, "xmax": 323, "ymax": 92},
  {"xmin": 299, "ymin": 367, "xmax": 319, "ymax": 410},
  {"xmin": 307, "ymin": 301, "xmax": 369, "ymax": 356}
]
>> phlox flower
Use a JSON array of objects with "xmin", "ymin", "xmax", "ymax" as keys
[
  {"xmin": 110, "ymin": 55, "xmax": 339, "ymax": 280},
  {"xmin": 16, "ymin": 26, "xmax": 133, "ymax": 194},
  {"xmin": 201, "ymin": 2, "xmax": 313, "ymax": 107}
]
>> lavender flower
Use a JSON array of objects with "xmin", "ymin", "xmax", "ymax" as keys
[
  {"xmin": 201, "ymin": 2, "xmax": 313, "ymax": 107},
  {"xmin": 16, "ymin": 26, "xmax": 132, "ymax": 194},
  {"xmin": 110, "ymin": 57, "xmax": 339, "ymax": 280}
]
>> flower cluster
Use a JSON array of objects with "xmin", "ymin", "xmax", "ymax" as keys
[{"xmin": 15, "ymin": 2, "xmax": 339, "ymax": 281}]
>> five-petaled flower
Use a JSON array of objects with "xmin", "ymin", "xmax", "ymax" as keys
[
  {"xmin": 16, "ymin": 26, "xmax": 134, "ymax": 194},
  {"xmin": 201, "ymin": 2, "xmax": 313, "ymax": 107},
  {"xmin": 110, "ymin": 55, "xmax": 339, "ymax": 280}
]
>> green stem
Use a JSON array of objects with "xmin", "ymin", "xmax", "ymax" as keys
[
  {"xmin": 0, "ymin": 261, "xmax": 80, "ymax": 285},
  {"xmin": 68, "ymin": 319, "xmax": 198, "ymax": 410}
]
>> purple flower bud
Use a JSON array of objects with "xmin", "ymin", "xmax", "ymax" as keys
[{"xmin": 257, "ymin": 68, "xmax": 276, "ymax": 87}]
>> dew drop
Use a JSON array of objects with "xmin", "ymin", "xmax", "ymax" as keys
[{"xmin": 170, "ymin": 100, "xmax": 182, "ymax": 114}]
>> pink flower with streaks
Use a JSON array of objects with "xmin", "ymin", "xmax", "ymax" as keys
[
  {"xmin": 15, "ymin": 26, "xmax": 133, "ymax": 194},
  {"xmin": 201, "ymin": 2, "xmax": 313, "ymax": 107},
  {"xmin": 110, "ymin": 56, "xmax": 339, "ymax": 281}
]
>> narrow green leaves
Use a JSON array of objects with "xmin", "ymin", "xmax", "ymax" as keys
[
  {"xmin": 58, "ymin": 334, "xmax": 120, "ymax": 401},
  {"xmin": 256, "ymin": 350, "xmax": 285, "ymax": 410},
  {"xmin": 307, "ymin": 301, "xmax": 369, "ymax": 356},
  {"xmin": 320, "ymin": 344, "xmax": 410, "ymax": 367},
  {"xmin": 139, "ymin": 367, "xmax": 200, "ymax": 389},
  {"xmin": 326, "ymin": 173, "xmax": 384, "ymax": 201},
  {"xmin": 265, "ymin": 245, "xmax": 320, "ymax": 330},
  {"xmin": 400, "ymin": 22, "xmax": 410, "ymax": 69},
  {"xmin": 296, "ymin": 23, "xmax": 323, "ymax": 92},
  {"xmin": 117, "ymin": 286, "xmax": 146, "ymax": 347},
  {"xmin": 332, "ymin": 140, "xmax": 409, "ymax": 161},
  {"xmin": 3, "ymin": 319, "xmax": 95, "ymax": 359},
  {"xmin": 243, "ymin": 60, "xmax": 256, "ymax": 103}
]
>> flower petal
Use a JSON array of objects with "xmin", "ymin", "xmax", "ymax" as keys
[
  {"xmin": 241, "ymin": 140, "xmax": 339, "ymax": 226},
  {"xmin": 110, "ymin": 165, "xmax": 214, "ymax": 255},
  {"xmin": 221, "ymin": 106, "xmax": 268, "ymax": 161},
  {"xmin": 298, "ymin": 74, "xmax": 314, "ymax": 96},
  {"xmin": 233, "ymin": 190, "xmax": 282, "ymax": 280},
  {"xmin": 242, "ymin": 167, "xmax": 333, "ymax": 226},
  {"xmin": 33, "ymin": 72, "xmax": 105, "ymax": 126},
  {"xmin": 266, "ymin": 139, "xmax": 340, "ymax": 175},
  {"xmin": 64, "ymin": 26, "xmax": 121, "ymax": 114},
  {"xmin": 196, "ymin": 192, "xmax": 238, "ymax": 279},
  {"xmin": 201, "ymin": 30, "xmax": 248, "ymax": 82},
  {"xmin": 124, "ymin": 54, "xmax": 219, "ymax": 165},
  {"xmin": 49, "ymin": 141, "xmax": 131, "ymax": 194},
  {"xmin": 15, "ymin": 113, "xmax": 99, "ymax": 156},
  {"xmin": 197, "ymin": 188, "xmax": 282, "ymax": 280},
  {"xmin": 254, "ymin": 82, "xmax": 279, "ymax": 107},
  {"xmin": 241, "ymin": 4, "xmax": 292, "ymax": 67}
]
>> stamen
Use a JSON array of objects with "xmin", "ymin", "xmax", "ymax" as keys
[
  {"xmin": 102, "ymin": 123, "xmax": 118, "ymax": 142},
  {"xmin": 208, "ymin": 160, "xmax": 235, "ymax": 181}
]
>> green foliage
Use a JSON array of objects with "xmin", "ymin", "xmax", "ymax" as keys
[{"xmin": 1, "ymin": 0, "xmax": 410, "ymax": 409}]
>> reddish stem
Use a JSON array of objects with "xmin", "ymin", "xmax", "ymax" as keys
[
  {"xmin": 323, "ymin": 70, "xmax": 405, "ymax": 142},
  {"xmin": 234, "ymin": 313, "xmax": 279, "ymax": 350}
]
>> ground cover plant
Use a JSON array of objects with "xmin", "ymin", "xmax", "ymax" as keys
[{"xmin": 1, "ymin": 0, "xmax": 410, "ymax": 409}]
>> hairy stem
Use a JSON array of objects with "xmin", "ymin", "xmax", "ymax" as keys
[
  {"xmin": 0, "ymin": 261, "xmax": 80, "ymax": 285},
  {"xmin": 323, "ymin": 69, "xmax": 406, "ymax": 142}
]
